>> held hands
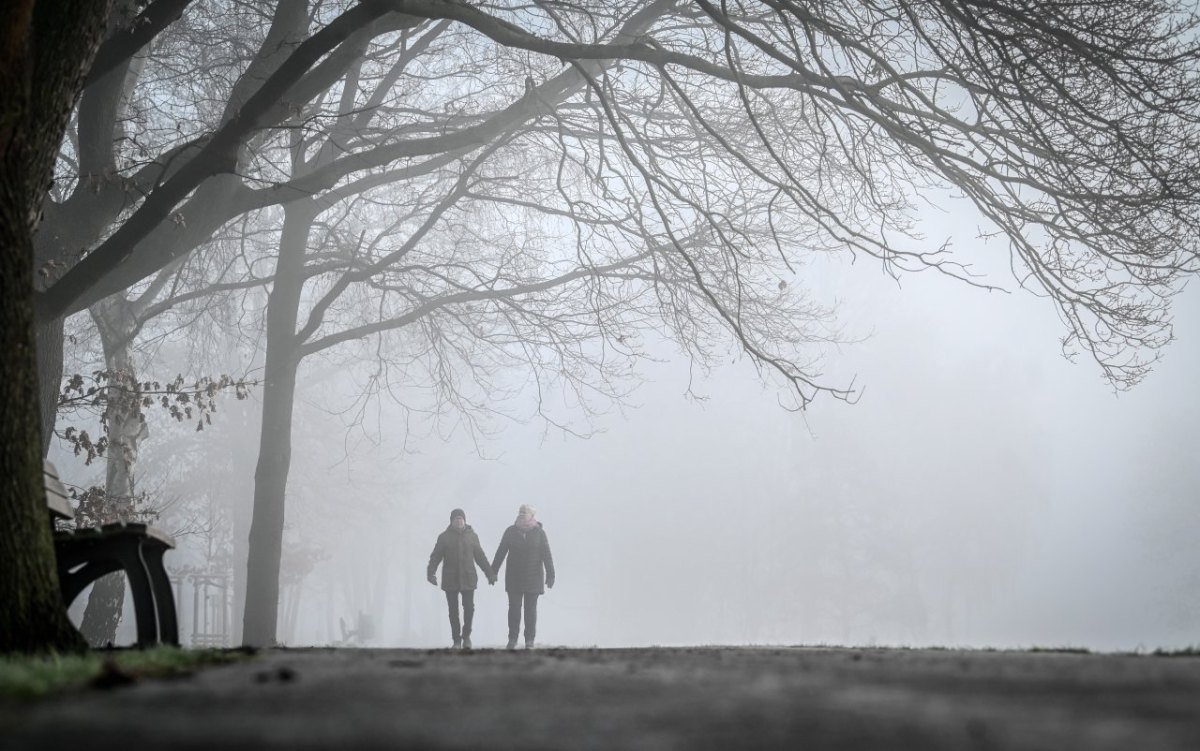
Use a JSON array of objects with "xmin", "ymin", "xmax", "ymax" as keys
[
  {"xmin": 488, "ymin": 576, "xmax": 497, "ymax": 586},
  {"xmin": 427, "ymin": 573, "xmax": 437, "ymax": 586}
]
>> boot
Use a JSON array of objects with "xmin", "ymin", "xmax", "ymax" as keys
[{"xmin": 506, "ymin": 638, "xmax": 517, "ymax": 650}]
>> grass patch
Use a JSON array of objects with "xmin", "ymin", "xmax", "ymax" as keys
[{"xmin": 0, "ymin": 647, "xmax": 255, "ymax": 700}]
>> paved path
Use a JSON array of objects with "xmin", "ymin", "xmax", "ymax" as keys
[{"xmin": 3, "ymin": 647, "xmax": 1199, "ymax": 750}]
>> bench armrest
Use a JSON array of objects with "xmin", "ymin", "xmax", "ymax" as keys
[{"xmin": 44, "ymin": 460, "xmax": 74, "ymax": 521}]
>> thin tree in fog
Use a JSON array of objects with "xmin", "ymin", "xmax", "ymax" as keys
[
  {"xmin": 237, "ymin": 6, "xmax": 835, "ymax": 645},
  {"xmin": 5, "ymin": 1, "xmax": 1200, "ymax": 652},
  {"xmin": 66, "ymin": 241, "xmax": 266, "ymax": 646}
]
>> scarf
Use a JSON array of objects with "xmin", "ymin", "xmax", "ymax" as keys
[{"xmin": 515, "ymin": 513, "xmax": 537, "ymax": 531}]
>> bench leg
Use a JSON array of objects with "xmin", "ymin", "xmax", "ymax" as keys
[
  {"xmin": 58, "ymin": 555, "xmax": 161, "ymax": 646},
  {"xmin": 56, "ymin": 529, "xmax": 179, "ymax": 647},
  {"xmin": 114, "ymin": 545, "xmax": 160, "ymax": 646},
  {"xmin": 140, "ymin": 544, "xmax": 179, "ymax": 646},
  {"xmin": 58, "ymin": 560, "xmax": 123, "ymax": 607}
]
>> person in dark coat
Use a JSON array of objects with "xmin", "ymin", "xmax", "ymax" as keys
[
  {"xmin": 491, "ymin": 504, "xmax": 555, "ymax": 649},
  {"xmin": 427, "ymin": 508, "xmax": 494, "ymax": 649}
]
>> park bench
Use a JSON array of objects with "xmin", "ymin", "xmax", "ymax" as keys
[{"xmin": 45, "ymin": 460, "xmax": 179, "ymax": 646}]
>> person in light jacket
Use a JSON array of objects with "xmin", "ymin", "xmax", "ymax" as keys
[
  {"xmin": 427, "ymin": 508, "xmax": 494, "ymax": 649},
  {"xmin": 492, "ymin": 504, "xmax": 555, "ymax": 649}
]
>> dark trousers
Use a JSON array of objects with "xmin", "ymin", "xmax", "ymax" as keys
[
  {"xmin": 445, "ymin": 590, "xmax": 475, "ymax": 639},
  {"xmin": 507, "ymin": 592, "xmax": 539, "ymax": 644}
]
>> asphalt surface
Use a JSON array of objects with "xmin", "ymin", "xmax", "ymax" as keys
[{"xmin": 2, "ymin": 646, "xmax": 1199, "ymax": 750}]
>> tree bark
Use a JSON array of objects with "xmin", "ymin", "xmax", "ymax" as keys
[
  {"xmin": 0, "ymin": 0, "xmax": 114, "ymax": 653},
  {"xmin": 35, "ymin": 318, "xmax": 64, "ymax": 457},
  {"xmin": 241, "ymin": 200, "xmax": 314, "ymax": 646},
  {"xmin": 0, "ymin": 197, "xmax": 84, "ymax": 653}
]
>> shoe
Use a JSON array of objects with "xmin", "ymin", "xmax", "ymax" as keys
[
  {"xmin": 462, "ymin": 635, "xmax": 472, "ymax": 650},
  {"xmin": 506, "ymin": 639, "xmax": 517, "ymax": 650},
  {"xmin": 452, "ymin": 638, "xmax": 462, "ymax": 649},
  {"xmin": 525, "ymin": 641, "xmax": 535, "ymax": 650}
]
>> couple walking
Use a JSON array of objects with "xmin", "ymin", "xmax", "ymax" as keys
[{"xmin": 426, "ymin": 504, "xmax": 555, "ymax": 650}]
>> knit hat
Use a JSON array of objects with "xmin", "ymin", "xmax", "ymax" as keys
[{"xmin": 450, "ymin": 508, "xmax": 466, "ymax": 521}]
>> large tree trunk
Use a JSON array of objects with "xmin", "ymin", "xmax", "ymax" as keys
[
  {"xmin": 0, "ymin": 0, "xmax": 114, "ymax": 653},
  {"xmin": 78, "ymin": 297, "xmax": 144, "ymax": 645},
  {"xmin": 0, "ymin": 197, "xmax": 84, "ymax": 653},
  {"xmin": 241, "ymin": 200, "xmax": 313, "ymax": 646}
]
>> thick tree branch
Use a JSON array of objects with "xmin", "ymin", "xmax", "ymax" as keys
[
  {"xmin": 84, "ymin": 0, "xmax": 194, "ymax": 88},
  {"xmin": 34, "ymin": 2, "xmax": 393, "ymax": 323}
]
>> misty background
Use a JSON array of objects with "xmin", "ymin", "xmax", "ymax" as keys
[{"xmin": 53, "ymin": 190, "xmax": 1200, "ymax": 652}]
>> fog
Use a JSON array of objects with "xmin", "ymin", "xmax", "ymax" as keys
[
  {"xmin": 376, "ymin": 267, "xmax": 1197, "ymax": 651},
  {"xmin": 57, "ymin": 200, "xmax": 1198, "ymax": 652},
  {"xmin": 24, "ymin": 0, "xmax": 1197, "ymax": 660}
]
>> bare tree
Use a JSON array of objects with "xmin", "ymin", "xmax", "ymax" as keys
[
  {"xmin": 224, "ymin": 0, "xmax": 1200, "ymax": 644},
  {"xmin": 69, "ymin": 254, "xmax": 263, "ymax": 646},
  {"xmin": 8, "ymin": 0, "xmax": 1200, "ymax": 651},
  {"xmin": 45, "ymin": 1, "xmax": 1200, "ymax": 379}
]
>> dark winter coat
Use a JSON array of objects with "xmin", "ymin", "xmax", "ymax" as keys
[
  {"xmin": 492, "ymin": 522, "xmax": 555, "ymax": 594},
  {"xmin": 427, "ymin": 524, "xmax": 491, "ymax": 592}
]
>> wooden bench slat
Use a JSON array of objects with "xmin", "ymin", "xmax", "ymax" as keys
[
  {"xmin": 55, "ymin": 522, "xmax": 175, "ymax": 548},
  {"xmin": 43, "ymin": 459, "xmax": 74, "ymax": 521}
]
